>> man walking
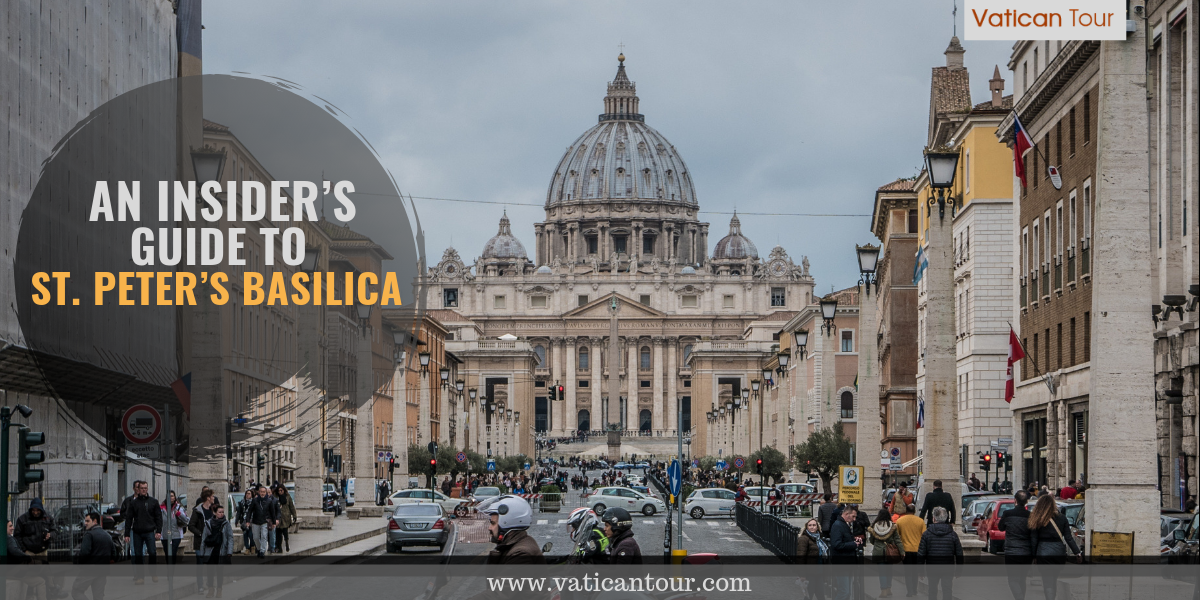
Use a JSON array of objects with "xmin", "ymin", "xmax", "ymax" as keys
[
  {"xmin": 122, "ymin": 480, "xmax": 163, "ymax": 584},
  {"xmin": 895, "ymin": 504, "xmax": 926, "ymax": 598},
  {"xmin": 830, "ymin": 505, "xmax": 862, "ymax": 600},
  {"xmin": 918, "ymin": 480, "xmax": 956, "ymax": 525},
  {"xmin": 72, "ymin": 512, "xmax": 114, "ymax": 600},
  {"xmin": 818, "ymin": 493, "xmax": 838, "ymax": 538},
  {"xmin": 248, "ymin": 485, "xmax": 279, "ymax": 558},
  {"xmin": 917, "ymin": 507, "xmax": 963, "ymax": 600}
]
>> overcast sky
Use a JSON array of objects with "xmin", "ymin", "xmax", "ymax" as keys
[{"xmin": 205, "ymin": 0, "xmax": 1013, "ymax": 292}]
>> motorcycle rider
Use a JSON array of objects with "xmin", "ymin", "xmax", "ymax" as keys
[
  {"xmin": 480, "ymin": 496, "xmax": 544, "ymax": 564},
  {"xmin": 600, "ymin": 507, "xmax": 641, "ymax": 564},
  {"xmin": 563, "ymin": 507, "xmax": 607, "ymax": 564}
]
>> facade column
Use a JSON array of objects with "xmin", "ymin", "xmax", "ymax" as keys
[
  {"xmin": 419, "ymin": 364, "xmax": 432, "ymax": 443},
  {"xmin": 666, "ymin": 339, "xmax": 678, "ymax": 436},
  {"xmin": 856, "ymin": 280, "xmax": 883, "ymax": 513},
  {"xmin": 565, "ymin": 338, "xmax": 577, "ymax": 433},
  {"xmin": 1086, "ymin": 28, "xmax": 1158, "ymax": 556},
  {"xmin": 534, "ymin": 224, "xmax": 545, "ymax": 266},
  {"xmin": 551, "ymin": 338, "xmax": 563, "ymax": 434},
  {"xmin": 391, "ymin": 356, "xmax": 409, "ymax": 494},
  {"xmin": 921, "ymin": 209, "xmax": 960, "ymax": 511},
  {"xmin": 591, "ymin": 337, "xmax": 603, "ymax": 433},
  {"xmin": 664, "ymin": 223, "xmax": 674, "ymax": 261},
  {"xmin": 355, "ymin": 328, "xmax": 377, "ymax": 492},
  {"xmin": 295, "ymin": 303, "xmax": 328, "ymax": 525},
  {"xmin": 627, "ymin": 337, "xmax": 639, "ymax": 433},
  {"xmin": 652, "ymin": 337, "xmax": 664, "ymax": 433}
]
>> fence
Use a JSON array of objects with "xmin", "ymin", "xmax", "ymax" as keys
[
  {"xmin": 735, "ymin": 502, "xmax": 799, "ymax": 562},
  {"xmin": 22, "ymin": 480, "xmax": 107, "ymax": 560}
]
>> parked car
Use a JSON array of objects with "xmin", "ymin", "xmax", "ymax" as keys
[
  {"xmin": 630, "ymin": 485, "xmax": 651, "ymax": 497},
  {"xmin": 469, "ymin": 487, "xmax": 502, "ymax": 503},
  {"xmin": 587, "ymin": 486, "xmax": 666, "ymax": 516},
  {"xmin": 684, "ymin": 488, "xmax": 738, "ymax": 519},
  {"xmin": 1162, "ymin": 509, "xmax": 1190, "ymax": 547},
  {"xmin": 963, "ymin": 494, "xmax": 1010, "ymax": 534},
  {"xmin": 976, "ymin": 498, "xmax": 1017, "ymax": 554},
  {"xmin": 635, "ymin": 462, "xmax": 650, "ymax": 469},
  {"xmin": 386, "ymin": 503, "xmax": 453, "ymax": 552},
  {"xmin": 386, "ymin": 489, "xmax": 469, "ymax": 517},
  {"xmin": 1164, "ymin": 508, "xmax": 1199, "ymax": 563}
]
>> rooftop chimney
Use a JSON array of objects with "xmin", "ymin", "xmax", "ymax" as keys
[
  {"xmin": 989, "ymin": 65, "xmax": 1005, "ymax": 108},
  {"xmin": 944, "ymin": 36, "xmax": 965, "ymax": 69}
]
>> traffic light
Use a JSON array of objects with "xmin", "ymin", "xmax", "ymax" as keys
[
  {"xmin": 16, "ymin": 426, "xmax": 45, "ymax": 493},
  {"xmin": 980, "ymin": 453, "xmax": 992, "ymax": 472},
  {"xmin": 556, "ymin": 384, "xmax": 564, "ymax": 400},
  {"xmin": 429, "ymin": 457, "xmax": 437, "ymax": 475},
  {"xmin": 548, "ymin": 385, "xmax": 556, "ymax": 401},
  {"xmin": 995, "ymin": 451, "xmax": 1005, "ymax": 470},
  {"xmin": 388, "ymin": 457, "xmax": 396, "ymax": 475},
  {"xmin": 755, "ymin": 458, "xmax": 764, "ymax": 475},
  {"xmin": 257, "ymin": 453, "xmax": 265, "ymax": 469}
]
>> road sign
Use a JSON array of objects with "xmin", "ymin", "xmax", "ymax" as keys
[
  {"xmin": 126, "ymin": 444, "xmax": 160, "ymax": 459},
  {"xmin": 121, "ymin": 405, "xmax": 162, "ymax": 445},
  {"xmin": 377, "ymin": 451, "xmax": 386, "ymax": 461},
  {"xmin": 456, "ymin": 452, "xmax": 467, "ymax": 463},
  {"xmin": 692, "ymin": 459, "xmax": 699, "ymax": 468},
  {"xmin": 667, "ymin": 459, "xmax": 682, "ymax": 497},
  {"xmin": 890, "ymin": 447, "xmax": 901, "ymax": 458},
  {"xmin": 486, "ymin": 459, "xmax": 496, "ymax": 472},
  {"xmin": 427, "ymin": 441, "xmax": 438, "ymax": 455},
  {"xmin": 386, "ymin": 451, "xmax": 393, "ymax": 461},
  {"xmin": 715, "ymin": 460, "xmax": 727, "ymax": 470},
  {"xmin": 838, "ymin": 465, "xmax": 864, "ymax": 504},
  {"xmin": 880, "ymin": 456, "xmax": 891, "ymax": 468},
  {"xmin": 733, "ymin": 457, "xmax": 745, "ymax": 469},
  {"xmin": 880, "ymin": 450, "xmax": 890, "ymax": 459}
]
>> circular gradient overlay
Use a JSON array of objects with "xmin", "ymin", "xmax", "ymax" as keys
[{"xmin": 15, "ymin": 75, "xmax": 425, "ymax": 461}]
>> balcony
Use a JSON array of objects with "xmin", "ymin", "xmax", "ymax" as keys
[
  {"xmin": 1020, "ymin": 279, "xmax": 1028, "ymax": 309},
  {"xmin": 1041, "ymin": 266, "xmax": 1051, "ymax": 300},
  {"xmin": 1029, "ymin": 274, "xmax": 1038, "ymax": 307},
  {"xmin": 535, "ymin": 366, "xmax": 550, "ymax": 378},
  {"xmin": 1054, "ymin": 259, "xmax": 1062, "ymax": 294},
  {"xmin": 1067, "ymin": 250, "xmax": 1076, "ymax": 285},
  {"xmin": 1081, "ymin": 240, "xmax": 1090, "ymax": 278}
]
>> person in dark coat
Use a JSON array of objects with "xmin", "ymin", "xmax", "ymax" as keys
[
  {"xmin": 188, "ymin": 489, "xmax": 218, "ymax": 595},
  {"xmin": 602, "ymin": 507, "xmax": 642, "ymax": 564},
  {"xmin": 916, "ymin": 507, "xmax": 963, "ymax": 600},
  {"xmin": 9, "ymin": 519, "xmax": 47, "ymax": 600},
  {"xmin": 919, "ymin": 480, "xmax": 957, "ymax": 525},
  {"xmin": 796, "ymin": 519, "xmax": 829, "ymax": 600},
  {"xmin": 829, "ymin": 505, "xmax": 862, "ymax": 600},
  {"xmin": 817, "ymin": 494, "xmax": 838, "ymax": 537},
  {"xmin": 248, "ymin": 486, "xmax": 280, "ymax": 559},
  {"xmin": 999, "ymin": 490, "xmax": 1034, "ymax": 600},
  {"xmin": 1027, "ymin": 495, "xmax": 1081, "ymax": 600},
  {"xmin": 122, "ymin": 480, "xmax": 163, "ymax": 584},
  {"xmin": 14, "ymin": 497, "xmax": 56, "ymax": 558},
  {"xmin": 73, "ymin": 512, "xmax": 114, "ymax": 600}
]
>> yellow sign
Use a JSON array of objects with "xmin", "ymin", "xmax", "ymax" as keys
[
  {"xmin": 1090, "ymin": 531, "xmax": 1134, "ymax": 561},
  {"xmin": 838, "ymin": 465, "xmax": 864, "ymax": 504}
]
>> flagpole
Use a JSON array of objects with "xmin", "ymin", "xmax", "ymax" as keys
[{"xmin": 1006, "ymin": 321, "xmax": 1056, "ymax": 395}]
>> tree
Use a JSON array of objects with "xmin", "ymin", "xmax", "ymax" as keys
[
  {"xmin": 435, "ymin": 446, "xmax": 460, "ymax": 477},
  {"xmin": 749, "ymin": 446, "xmax": 789, "ymax": 484},
  {"xmin": 789, "ymin": 421, "xmax": 853, "ymax": 493},
  {"xmin": 697, "ymin": 456, "xmax": 718, "ymax": 472},
  {"xmin": 408, "ymin": 444, "xmax": 431, "ymax": 475},
  {"xmin": 497, "ymin": 454, "xmax": 531, "ymax": 474},
  {"xmin": 465, "ymin": 449, "xmax": 488, "ymax": 475}
]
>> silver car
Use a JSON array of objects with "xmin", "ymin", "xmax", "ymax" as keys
[
  {"xmin": 684, "ymin": 488, "xmax": 737, "ymax": 519},
  {"xmin": 386, "ymin": 503, "xmax": 453, "ymax": 552},
  {"xmin": 588, "ymin": 486, "xmax": 667, "ymax": 516}
]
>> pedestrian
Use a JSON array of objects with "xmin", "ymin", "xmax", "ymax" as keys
[
  {"xmin": 274, "ymin": 485, "xmax": 296, "ymax": 553},
  {"xmin": 193, "ymin": 486, "xmax": 212, "ymax": 507},
  {"xmin": 235, "ymin": 491, "xmax": 255, "ymax": 555},
  {"xmin": 199, "ymin": 505, "xmax": 234, "ymax": 597},
  {"xmin": 829, "ymin": 505, "xmax": 861, "ymax": 600},
  {"xmin": 8, "ymin": 520, "xmax": 47, "ymax": 600},
  {"xmin": 796, "ymin": 519, "xmax": 829, "ymax": 600},
  {"xmin": 1187, "ymin": 496, "xmax": 1197, "ymax": 514},
  {"xmin": 919, "ymin": 480, "xmax": 956, "ymax": 525},
  {"xmin": 869, "ymin": 509, "xmax": 905, "ymax": 597},
  {"xmin": 249, "ymin": 485, "xmax": 280, "ymax": 558},
  {"xmin": 891, "ymin": 484, "xmax": 915, "ymax": 517},
  {"xmin": 160, "ymin": 490, "xmax": 188, "ymax": 564},
  {"xmin": 818, "ymin": 493, "xmax": 838, "ymax": 537},
  {"xmin": 916, "ymin": 507, "xmax": 963, "ymax": 600},
  {"xmin": 122, "ymin": 480, "xmax": 162, "ymax": 584},
  {"xmin": 15, "ymin": 497, "xmax": 64, "ymax": 598},
  {"xmin": 968, "ymin": 473, "xmax": 981, "ymax": 492},
  {"xmin": 1057, "ymin": 481, "xmax": 1078, "ymax": 500},
  {"xmin": 188, "ymin": 488, "xmax": 217, "ymax": 595},
  {"xmin": 895, "ymin": 504, "xmax": 926, "ymax": 598},
  {"xmin": 72, "ymin": 512, "xmax": 114, "ymax": 600},
  {"xmin": 1028, "ymin": 495, "xmax": 1081, "ymax": 600},
  {"xmin": 999, "ymin": 490, "xmax": 1034, "ymax": 600}
]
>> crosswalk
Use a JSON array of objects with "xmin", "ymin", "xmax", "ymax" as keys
[{"xmin": 535, "ymin": 518, "xmax": 736, "ymax": 527}]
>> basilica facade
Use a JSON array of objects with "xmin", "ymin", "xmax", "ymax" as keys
[{"xmin": 420, "ymin": 56, "xmax": 814, "ymax": 458}]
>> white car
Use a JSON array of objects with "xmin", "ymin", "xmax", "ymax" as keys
[
  {"xmin": 625, "ymin": 474, "xmax": 644, "ymax": 485},
  {"xmin": 778, "ymin": 483, "xmax": 817, "ymax": 495},
  {"xmin": 386, "ymin": 489, "xmax": 469, "ymax": 518},
  {"xmin": 587, "ymin": 486, "xmax": 667, "ymax": 516},
  {"xmin": 684, "ymin": 488, "xmax": 737, "ymax": 519}
]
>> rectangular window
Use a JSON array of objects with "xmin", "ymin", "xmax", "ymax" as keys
[
  {"xmin": 443, "ymin": 288, "xmax": 458, "ymax": 308},
  {"xmin": 1069, "ymin": 317, "xmax": 1076, "ymax": 366},
  {"xmin": 1033, "ymin": 48, "xmax": 1039, "ymax": 77},
  {"xmin": 579, "ymin": 351, "xmax": 589, "ymax": 370},
  {"xmin": 613, "ymin": 235, "xmax": 627, "ymax": 254},
  {"xmin": 1068, "ymin": 190, "xmax": 1077, "ymax": 252},
  {"xmin": 1056, "ymin": 201, "xmax": 1064, "ymax": 259},
  {"xmin": 578, "ymin": 380, "xmax": 589, "ymax": 388},
  {"xmin": 683, "ymin": 379, "xmax": 691, "ymax": 388},
  {"xmin": 587, "ymin": 235, "xmax": 598, "ymax": 254},
  {"xmin": 642, "ymin": 235, "xmax": 654, "ymax": 254},
  {"xmin": 1043, "ymin": 134, "xmax": 1051, "ymax": 180},
  {"xmin": 1083, "ymin": 179, "xmax": 1092, "ymax": 241},
  {"xmin": 1022, "ymin": 227, "xmax": 1030, "ymax": 274},
  {"xmin": 841, "ymin": 330, "xmax": 854, "ymax": 353},
  {"xmin": 681, "ymin": 295, "xmax": 698, "ymax": 308},
  {"xmin": 1022, "ymin": 155, "xmax": 1029, "ymax": 195},
  {"xmin": 640, "ymin": 380, "xmax": 650, "ymax": 388},
  {"xmin": 770, "ymin": 287, "xmax": 785, "ymax": 307},
  {"xmin": 530, "ymin": 295, "xmax": 547, "ymax": 308},
  {"xmin": 1032, "ymin": 333, "xmax": 1039, "ymax": 373},
  {"xmin": 965, "ymin": 149, "xmax": 971, "ymax": 193},
  {"xmin": 1024, "ymin": 337, "xmax": 1031, "ymax": 376},
  {"xmin": 639, "ymin": 294, "xmax": 651, "ymax": 305},
  {"xmin": 1069, "ymin": 107, "xmax": 1076, "ymax": 156},
  {"xmin": 1044, "ymin": 328, "xmax": 1050, "ymax": 373},
  {"xmin": 1083, "ymin": 92, "xmax": 1091, "ymax": 143},
  {"xmin": 1032, "ymin": 220, "xmax": 1040, "ymax": 268},
  {"xmin": 1044, "ymin": 211, "xmax": 1052, "ymax": 266},
  {"xmin": 1023, "ymin": 61, "xmax": 1029, "ymax": 93},
  {"xmin": 908, "ymin": 209, "xmax": 918, "ymax": 233},
  {"xmin": 1056, "ymin": 120, "xmax": 1062, "ymax": 167},
  {"xmin": 493, "ymin": 295, "xmax": 506, "ymax": 309},
  {"xmin": 1083, "ymin": 312, "xmax": 1091, "ymax": 361},
  {"xmin": 723, "ymin": 294, "xmax": 735, "ymax": 309},
  {"xmin": 1056, "ymin": 323, "xmax": 1063, "ymax": 370},
  {"xmin": 578, "ymin": 294, "xmax": 589, "ymax": 307}
]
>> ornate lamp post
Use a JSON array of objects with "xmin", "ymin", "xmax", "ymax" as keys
[
  {"xmin": 819, "ymin": 296, "xmax": 838, "ymax": 336},
  {"xmin": 857, "ymin": 244, "xmax": 881, "ymax": 296},
  {"xmin": 924, "ymin": 149, "xmax": 961, "ymax": 220}
]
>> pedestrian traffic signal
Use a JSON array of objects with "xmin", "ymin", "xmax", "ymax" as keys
[
  {"xmin": 389, "ymin": 457, "xmax": 396, "ymax": 475},
  {"xmin": 980, "ymin": 453, "xmax": 992, "ymax": 471},
  {"xmin": 556, "ymin": 384, "xmax": 565, "ymax": 400},
  {"xmin": 755, "ymin": 458, "xmax": 763, "ymax": 475},
  {"xmin": 429, "ymin": 458, "xmax": 437, "ymax": 473},
  {"xmin": 16, "ymin": 426, "xmax": 45, "ymax": 493}
]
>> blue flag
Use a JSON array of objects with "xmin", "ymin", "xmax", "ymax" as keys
[{"xmin": 912, "ymin": 245, "xmax": 929, "ymax": 285}]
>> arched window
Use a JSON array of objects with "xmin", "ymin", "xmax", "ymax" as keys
[
  {"xmin": 683, "ymin": 344, "xmax": 693, "ymax": 362},
  {"xmin": 639, "ymin": 409, "xmax": 652, "ymax": 432},
  {"xmin": 840, "ymin": 390, "xmax": 855, "ymax": 419},
  {"xmin": 578, "ymin": 347, "xmax": 589, "ymax": 370},
  {"xmin": 577, "ymin": 410, "xmax": 590, "ymax": 432},
  {"xmin": 640, "ymin": 346, "xmax": 651, "ymax": 369},
  {"xmin": 534, "ymin": 345, "xmax": 546, "ymax": 366}
]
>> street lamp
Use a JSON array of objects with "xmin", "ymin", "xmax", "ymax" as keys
[
  {"xmin": 794, "ymin": 329, "xmax": 809, "ymax": 361},
  {"xmin": 418, "ymin": 351, "xmax": 431, "ymax": 376},
  {"xmin": 925, "ymin": 148, "xmax": 961, "ymax": 220},
  {"xmin": 190, "ymin": 145, "xmax": 227, "ymax": 185},
  {"xmin": 456, "ymin": 379, "xmax": 465, "ymax": 395},
  {"xmin": 857, "ymin": 243, "xmax": 881, "ymax": 297},
  {"xmin": 751, "ymin": 378, "xmax": 762, "ymax": 398},
  {"xmin": 469, "ymin": 388, "xmax": 477, "ymax": 403},
  {"xmin": 761, "ymin": 368, "xmax": 773, "ymax": 386},
  {"xmin": 392, "ymin": 330, "xmax": 407, "ymax": 362},
  {"xmin": 819, "ymin": 295, "xmax": 839, "ymax": 336},
  {"xmin": 301, "ymin": 247, "xmax": 321, "ymax": 273},
  {"xmin": 776, "ymin": 351, "xmax": 790, "ymax": 378},
  {"xmin": 439, "ymin": 367, "xmax": 450, "ymax": 389}
]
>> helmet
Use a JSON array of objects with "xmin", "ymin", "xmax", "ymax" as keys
[
  {"xmin": 481, "ymin": 495, "xmax": 533, "ymax": 532},
  {"xmin": 601, "ymin": 507, "xmax": 633, "ymax": 535},
  {"xmin": 567, "ymin": 508, "xmax": 598, "ymax": 545}
]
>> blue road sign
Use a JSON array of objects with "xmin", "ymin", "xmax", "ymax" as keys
[
  {"xmin": 456, "ymin": 452, "xmax": 467, "ymax": 463},
  {"xmin": 692, "ymin": 459, "xmax": 699, "ymax": 468},
  {"xmin": 733, "ymin": 457, "xmax": 746, "ymax": 469},
  {"xmin": 716, "ymin": 460, "xmax": 727, "ymax": 470},
  {"xmin": 667, "ymin": 459, "xmax": 682, "ymax": 497},
  {"xmin": 486, "ymin": 459, "xmax": 496, "ymax": 472}
]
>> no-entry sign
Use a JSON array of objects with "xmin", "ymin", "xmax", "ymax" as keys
[{"xmin": 122, "ymin": 404, "xmax": 162, "ymax": 445}]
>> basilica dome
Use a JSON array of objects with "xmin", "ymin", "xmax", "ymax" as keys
[
  {"xmin": 712, "ymin": 213, "xmax": 758, "ymax": 260},
  {"xmin": 545, "ymin": 56, "xmax": 697, "ymax": 208},
  {"xmin": 481, "ymin": 211, "xmax": 527, "ymax": 260}
]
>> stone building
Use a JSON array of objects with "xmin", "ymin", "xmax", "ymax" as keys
[{"xmin": 418, "ymin": 55, "xmax": 814, "ymax": 458}]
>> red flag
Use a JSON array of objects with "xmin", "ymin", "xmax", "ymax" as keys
[
  {"xmin": 1005, "ymin": 327, "xmax": 1025, "ymax": 403},
  {"xmin": 1013, "ymin": 115, "xmax": 1034, "ymax": 187},
  {"xmin": 171, "ymin": 373, "xmax": 192, "ymax": 418}
]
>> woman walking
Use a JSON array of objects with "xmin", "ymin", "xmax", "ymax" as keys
[
  {"xmin": 796, "ymin": 518, "xmax": 829, "ymax": 600},
  {"xmin": 199, "ymin": 505, "xmax": 234, "ymax": 598},
  {"xmin": 274, "ymin": 486, "xmax": 297, "ymax": 553},
  {"xmin": 160, "ymin": 490, "xmax": 188, "ymax": 564},
  {"xmin": 868, "ymin": 509, "xmax": 905, "ymax": 597},
  {"xmin": 999, "ymin": 490, "xmax": 1034, "ymax": 600},
  {"xmin": 1028, "ymin": 495, "xmax": 1081, "ymax": 600}
]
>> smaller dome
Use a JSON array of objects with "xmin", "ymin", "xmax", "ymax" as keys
[
  {"xmin": 681, "ymin": 266, "xmax": 696, "ymax": 275},
  {"xmin": 536, "ymin": 265, "xmax": 552, "ymax": 274},
  {"xmin": 481, "ymin": 211, "xmax": 527, "ymax": 260},
  {"xmin": 712, "ymin": 213, "xmax": 758, "ymax": 260}
]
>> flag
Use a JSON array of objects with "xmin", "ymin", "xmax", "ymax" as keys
[
  {"xmin": 171, "ymin": 373, "xmax": 192, "ymax": 418},
  {"xmin": 916, "ymin": 394, "xmax": 925, "ymax": 429},
  {"xmin": 853, "ymin": 373, "xmax": 858, "ymax": 392},
  {"xmin": 912, "ymin": 245, "xmax": 929, "ymax": 285},
  {"xmin": 1013, "ymin": 114, "xmax": 1035, "ymax": 187},
  {"xmin": 1005, "ymin": 327, "xmax": 1025, "ymax": 403}
]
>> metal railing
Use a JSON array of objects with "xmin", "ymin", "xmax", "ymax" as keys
[
  {"xmin": 1067, "ymin": 252, "xmax": 1076, "ymax": 283},
  {"xmin": 1054, "ymin": 260, "xmax": 1062, "ymax": 292},
  {"xmin": 735, "ymin": 502, "xmax": 799, "ymax": 562},
  {"xmin": 1081, "ymin": 243, "xmax": 1090, "ymax": 277},
  {"xmin": 1020, "ymin": 280, "xmax": 1028, "ymax": 308}
]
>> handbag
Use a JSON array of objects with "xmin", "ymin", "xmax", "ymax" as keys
[
  {"xmin": 1044, "ymin": 517, "xmax": 1081, "ymax": 562},
  {"xmin": 884, "ymin": 540, "xmax": 903, "ymax": 564}
]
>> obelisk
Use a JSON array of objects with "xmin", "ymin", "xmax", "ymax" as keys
[{"xmin": 607, "ymin": 295, "xmax": 622, "ymax": 461}]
